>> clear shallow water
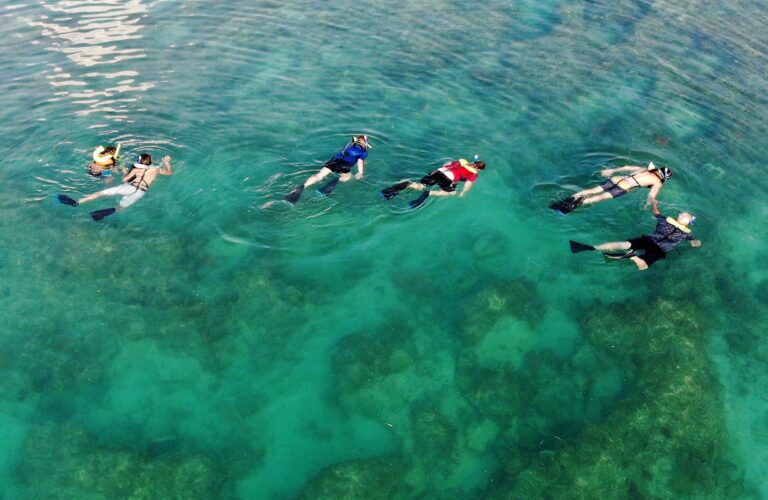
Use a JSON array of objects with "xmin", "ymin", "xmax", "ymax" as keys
[{"xmin": 1, "ymin": 0, "xmax": 768, "ymax": 497}]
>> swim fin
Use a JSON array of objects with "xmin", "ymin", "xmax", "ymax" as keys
[
  {"xmin": 90, "ymin": 208, "xmax": 116, "ymax": 221},
  {"xmin": 381, "ymin": 181, "xmax": 410, "ymax": 200},
  {"xmin": 57, "ymin": 194, "xmax": 79, "ymax": 206},
  {"xmin": 604, "ymin": 250, "xmax": 637, "ymax": 260},
  {"xmin": 408, "ymin": 191, "xmax": 430, "ymax": 209},
  {"xmin": 285, "ymin": 184, "xmax": 305, "ymax": 204},
  {"xmin": 569, "ymin": 240, "xmax": 595, "ymax": 253},
  {"xmin": 550, "ymin": 196, "xmax": 583, "ymax": 214},
  {"xmin": 317, "ymin": 177, "xmax": 340, "ymax": 196}
]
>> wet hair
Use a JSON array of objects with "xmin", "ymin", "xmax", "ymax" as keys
[
  {"xmin": 103, "ymin": 146, "xmax": 117, "ymax": 155},
  {"xmin": 474, "ymin": 160, "xmax": 486, "ymax": 170},
  {"xmin": 138, "ymin": 154, "xmax": 152, "ymax": 166}
]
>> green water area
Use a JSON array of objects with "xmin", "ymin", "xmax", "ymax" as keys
[{"xmin": 1, "ymin": 0, "xmax": 767, "ymax": 497}]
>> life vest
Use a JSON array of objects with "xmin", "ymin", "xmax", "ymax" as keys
[
  {"xmin": 92, "ymin": 146, "xmax": 115, "ymax": 166},
  {"xmin": 665, "ymin": 217, "xmax": 692, "ymax": 233},
  {"xmin": 441, "ymin": 159, "xmax": 478, "ymax": 183}
]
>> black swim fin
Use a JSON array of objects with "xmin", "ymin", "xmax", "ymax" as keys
[
  {"xmin": 569, "ymin": 240, "xmax": 595, "ymax": 253},
  {"xmin": 317, "ymin": 177, "xmax": 340, "ymax": 196},
  {"xmin": 604, "ymin": 250, "xmax": 637, "ymax": 260},
  {"xmin": 408, "ymin": 191, "xmax": 430, "ymax": 209},
  {"xmin": 57, "ymin": 194, "xmax": 79, "ymax": 206},
  {"xmin": 550, "ymin": 196, "xmax": 583, "ymax": 214},
  {"xmin": 381, "ymin": 181, "xmax": 410, "ymax": 200},
  {"xmin": 90, "ymin": 208, "xmax": 116, "ymax": 221},
  {"xmin": 285, "ymin": 184, "xmax": 305, "ymax": 204}
]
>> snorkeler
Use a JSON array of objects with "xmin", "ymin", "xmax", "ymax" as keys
[
  {"xmin": 381, "ymin": 157, "xmax": 485, "ymax": 208},
  {"xmin": 58, "ymin": 154, "xmax": 173, "ymax": 220},
  {"xmin": 284, "ymin": 135, "xmax": 371, "ymax": 204},
  {"xmin": 88, "ymin": 144, "xmax": 120, "ymax": 179},
  {"xmin": 569, "ymin": 206, "xmax": 701, "ymax": 270},
  {"xmin": 551, "ymin": 162, "xmax": 671, "ymax": 214}
]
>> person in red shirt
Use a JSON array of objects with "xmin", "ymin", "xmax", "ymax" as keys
[{"xmin": 381, "ymin": 158, "xmax": 486, "ymax": 208}]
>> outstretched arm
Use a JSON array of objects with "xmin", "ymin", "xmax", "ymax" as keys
[
  {"xmin": 646, "ymin": 184, "xmax": 662, "ymax": 212},
  {"xmin": 355, "ymin": 158, "xmax": 364, "ymax": 179},
  {"xmin": 651, "ymin": 203, "xmax": 661, "ymax": 216},
  {"xmin": 429, "ymin": 189, "xmax": 456, "ymax": 197},
  {"xmin": 459, "ymin": 181, "xmax": 474, "ymax": 197},
  {"xmin": 159, "ymin": 156, "xmax": 174, "ymax": 176}
]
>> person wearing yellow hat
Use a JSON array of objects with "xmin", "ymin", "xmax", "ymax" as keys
[
  {"xmin": 88, "ymin": 144, "xmax": 120, "ymax": 178},
  {"xmin": 58, "ymin": 153, "xmax": 173, "ymax": 220},
  {"xmin": 381, "ymin": 157, "xmax": 486, "ymax": 208},
  {"xmin": 284, "ymin": 135, "xmax": 371, "ymax": 204}
]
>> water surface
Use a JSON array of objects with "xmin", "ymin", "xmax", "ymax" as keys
[{"xmin": 1, "ymin": 0, "xmax": 767, "ymax": 497}]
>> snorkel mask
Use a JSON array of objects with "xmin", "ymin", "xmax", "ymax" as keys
[
  {"xmin": 133, "ymin": 153, "xmax": 153, "ymax": 169},
  {"xmin": 354, "ymin": 135, "xmax": 371, "ymax": 150},
  {"xmin": 688, "ymin": 215, "xmax": 696, "ymax": 226},
  {"xmin": 649, "ymin": 162, "xmax": 672, "ymax": 182},
  {"xmin": 472, "ymin": 154, "xmax": 486, "ymax": 170}
]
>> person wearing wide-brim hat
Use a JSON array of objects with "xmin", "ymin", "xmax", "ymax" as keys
[{"xmin": 570, "ymin": 206, "xmax": 701, "ymax": 271}]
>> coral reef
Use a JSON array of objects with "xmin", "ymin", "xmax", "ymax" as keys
[
  {"xmin": 17, "ymin": 423, "xmax": 224, "ymax": 498},
  {"xmin": 458, "ymin": 277, "xmax": 547, "ymax": 345},
  {"xmin": 485, "ymin": 299, "xmax": 752, "ymax": 498},
  {"xmin": 332, "ymin": 322, "xmax": 419, "ymax": 393},
  {"xmin": 297, "ymin": 456, "xmax": 410, "ymax": 499},
  {"xmin": 330, "ymin": 321, "xmax": 448, "ymax": 421}
]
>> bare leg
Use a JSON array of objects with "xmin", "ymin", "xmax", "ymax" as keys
[
  {"xmin": 78, "ymin": 190, "xmax": 110, "ymax": 205},
  {"xmin": 339, "ymin": 173, "xmax": 353, "ymax": 182},
  {"xmin": 582, "ymin": 192, "xmax": 613, "ymax": 205},
  {"xmin": 573, "ymin": 186, "xmax": 605, "ymax": 199},
  {"xmin": 303, "ymin": 167, "xmax": 332, "ymax": 188},
  {"xmin": 406, "ymin": 182, "xmax": 425, "ymax": 190},
  {"xmin": 630, "ymin": 256, "xmax": 649, "ymax": 270},
  {"xmin": 595, "ymin": 241, "xmax": 631, "ymax": 252}
]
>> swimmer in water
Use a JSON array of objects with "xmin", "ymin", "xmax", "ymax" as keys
[
  {"xmin": 381, "ymin": 157, "xmax": 486, "ymax": 208},
  {"xmin": 284, "ymin": 135, "xmax": 371, "ymax": 204},
  {"xmin": 58, "ymin": 153, "xmax": 173, "ymax": 220},
  {"xmin": 88, "ymin": 145, "xmax": 120, "ymax": 180},
  {"xmin": 569, "ymin": 205, "xmax": 701, "ymax": 270},
  {"xmin": 551, "ymin": 162, "xmax": 672, "ymax": 214}
]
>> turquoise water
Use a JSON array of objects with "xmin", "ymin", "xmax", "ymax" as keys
[{"xmin": 2, "ymin": 0, "xmax": 768, "ymax": 497}]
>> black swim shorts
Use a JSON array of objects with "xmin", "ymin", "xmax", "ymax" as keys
[
  {"xmin": 324, "ymin": 158, "xmax": 354, "ymax": 174},
  {"xmin": 628, "ymin": 235, "xmax": 667, "ymax": 267},
  {"xmin": 600, "ymin": 179, "xmax": 628, "ymax": 198},
  {"xmin": 420, "ymin": 171, "xmax": 456, "ymax": 192}
]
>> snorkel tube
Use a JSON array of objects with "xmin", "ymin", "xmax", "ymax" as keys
[{"xmin": 353, "ymin": 135, "xmax": 372, "ymax": 150}]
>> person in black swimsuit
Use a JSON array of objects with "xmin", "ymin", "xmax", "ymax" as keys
[
  {"xmin": 551, "ymin": 162, "xmax": 672, "ymax": 214},
  {"xmin": 569, "ymin": 205, "xmax": 701, "ymax": 270}
]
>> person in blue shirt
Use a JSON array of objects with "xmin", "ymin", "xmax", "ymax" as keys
[
  {"xmin": 285, "ymin": 135, "xmax": 370, "ymax": 204},
  {"xmin": 569, "ymin": 205, "xmax": 701, "ymax": 270}
]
